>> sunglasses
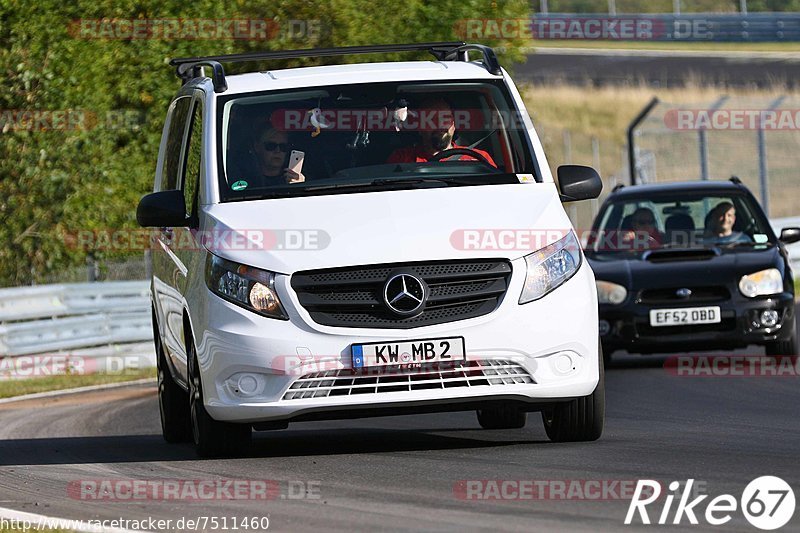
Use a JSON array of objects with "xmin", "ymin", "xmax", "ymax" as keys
[{"xmin": 262, "ymin": 141, "xmax": 291, "ymax": 152}]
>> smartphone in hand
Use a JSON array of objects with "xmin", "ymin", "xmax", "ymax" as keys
[{"xmin": 288, "ymin": 150, "xmax": 304, "ymax": 175}]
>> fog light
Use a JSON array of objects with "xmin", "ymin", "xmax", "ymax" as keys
[
  {"xmin": 599, "ymin": 320, "xmax": 611, "ymax": 336},
  {"xmin": 760, "ymin": 309, "xmax": 779, "ymax": 328},
  {"xmin": 236, "ymin": 374, "xmax": 259, "ymax": 396},
  {"xmin": 555, "ymin": 352, "xmax": 574, "ymax": 374}
]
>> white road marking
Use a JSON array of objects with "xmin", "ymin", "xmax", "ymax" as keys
[{"xmin": 0, "ymin": 504, "xmax": 145, "ymax": 533}]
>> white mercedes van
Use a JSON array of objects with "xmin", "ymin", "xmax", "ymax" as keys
[{"xmin": 137, "ymin": 42, "xmax": 604, "ymax": 457}]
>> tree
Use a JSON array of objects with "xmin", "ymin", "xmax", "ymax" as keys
[{"xmin": 0, "ymin": 0, "xmax": 531, "ymax": 286}]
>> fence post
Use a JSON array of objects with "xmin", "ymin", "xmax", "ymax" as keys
[
  {"xmin": 757, "ymin": 95, "xmax": 786, "ymax": 217},
  {"xmin": 86, "ymin": 255, "xmax": 99, "ymax": 283},
  {"xmin": 699, "ymin": 96, "xmax": 729, "ymax": 180},
  {"xmin": 562, "ymin": 130, "xmax": 578, "ymax": 224},
  {"xmin": 144, "ymin": 250, "xmax": 153, "ymax": 281},
  {"xmin": 562, "ymin": 130, "xmax": 572, "ymax": 164},
  {"xmin": 627, "ymin": 97, "xmax": 659, "ymax": 185},
  {"xmin": 698, "ymin": 130, "xmax": 709, "ymax": 180}
]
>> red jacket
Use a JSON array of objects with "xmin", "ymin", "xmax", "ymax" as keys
[{"xmin": 387, "ymin": 144, "xmax": 496, "ymax": 167}]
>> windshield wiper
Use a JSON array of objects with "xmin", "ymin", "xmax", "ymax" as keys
[
  {"xmin": 225, "ymin": 190, "xmax": 300, "ymax": 201},
  {"xmin": 372, "ymin": 177, "xmax": 471, "ymax": 186},
  {"xmin": 303, "ymin": 177, "xmax": 464, "ymax": 192}
]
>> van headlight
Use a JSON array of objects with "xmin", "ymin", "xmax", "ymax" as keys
[
  {"xmin": 206, "ymin": 255, "xmax": 288, "ymax": 319},
  {"xmin": 596, "ymin": 281, "xmax": 628, "ymax": 305},
  {"xmin": 739, "ymin": 268, "xmax": 782, "ymax": 298},
  {"xmin": 519, "ymin": 231, "xmax": 582, "ymax": 304}
]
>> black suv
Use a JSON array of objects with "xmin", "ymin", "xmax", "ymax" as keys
[{"xmin": 586, "ymin": 178, "xmax": 800, "ymax": 364}]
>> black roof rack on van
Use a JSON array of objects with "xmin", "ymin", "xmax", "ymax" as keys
[{"xmin": 169, "ymin": 42, "xmax": 502, "ymax": 93}]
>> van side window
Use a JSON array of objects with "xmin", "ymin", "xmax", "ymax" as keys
[
  {"xmin": 162, "ymin": 97, "xmax": 191, "ymax": 191},
  {"xmin": 182, "ymin": 98, "xmax": 203, "ymax": 220}
]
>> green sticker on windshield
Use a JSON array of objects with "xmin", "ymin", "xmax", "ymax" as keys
[{"xmin": 231, "ymin": 180, "xmax": 248, "ymax": 191}]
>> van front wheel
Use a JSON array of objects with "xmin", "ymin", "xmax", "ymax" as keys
[
  {"xmin": 542, "ymin": 345, "xmax": 605, "ymax": 442},
  {"xmin": 187, "ymin": 334, "xmax": 251, "ymax": 457}
]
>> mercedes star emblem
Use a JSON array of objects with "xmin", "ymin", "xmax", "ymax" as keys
[{"xmin": 383, "ymin": 273, "xmax": 427, "ymax": 316}]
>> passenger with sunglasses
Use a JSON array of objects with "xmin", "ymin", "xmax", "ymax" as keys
[{"xmin": 252, "ymin": 127, "xmax": 305, "ymax": 185}]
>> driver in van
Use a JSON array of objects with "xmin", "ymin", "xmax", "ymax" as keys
[{"xmin": 386, "ymin": 97, "xmax": 496, "ymax": 167}]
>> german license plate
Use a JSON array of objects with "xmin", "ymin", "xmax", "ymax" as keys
[
  {"xmin": 649, "ymin": 306, "xmax": 721, "ymax": 327},
  {"xmin": 351, "ymin": 337, "xmax": 466, "ymax": 369}
]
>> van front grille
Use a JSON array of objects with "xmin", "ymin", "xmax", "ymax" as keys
[{"xmin": 291, "ymin": 259, "xmax": 512, "ymax": 328}]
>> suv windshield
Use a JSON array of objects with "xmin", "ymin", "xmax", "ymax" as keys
[
  {"xmin": 588, "ymin": 191, "xmax": 774, "ymax": 255},
  {"xmin": 216, "ymin": 80, "xmax": 536, "ymax": 201}
]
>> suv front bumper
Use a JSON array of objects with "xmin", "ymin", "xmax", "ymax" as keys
[{"xmin": 599, "ymin": 290, "xmax": 795, "ymax": 354}]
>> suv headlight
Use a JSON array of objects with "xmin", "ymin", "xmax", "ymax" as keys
[
  {"xmin": 520, "ymin": 231, "xmax": 582, "ymax": 303},
  {"xmin": 596, "ymin": 281, "xmax": 627, "ymax": 305},
  {"xmin": 739, "ymin": 268, "xmax": 782, "ymax": 298},
  {"xmin": 206, "ymin": 255, "xmax": 288, "ymax": 319}
]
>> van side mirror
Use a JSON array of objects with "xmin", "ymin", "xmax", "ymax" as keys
[
  {"xmin": 136, "ymin": 190, "xmax": 186, "ymax": 227},
  {"xmin": 557, "ymin": 165, "xmax": 603, "ymax": 202},
  {"xmin": 780, "ymin": 227, "xmax": 800, "ymax": 245}
]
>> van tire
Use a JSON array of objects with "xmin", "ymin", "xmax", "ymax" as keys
[
  {"xmin": 187, "ymin": 333, "xmax": 251, "ymax": 457},
  {"xmin": 542, "ymin": 345, "xmax": 605, "ymax": 442},
  {"xmin": 154, "ymin": 313, "xmax": 191, "ymax": 443}
]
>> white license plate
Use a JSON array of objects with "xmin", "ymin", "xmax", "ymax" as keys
[
  {"xmin": 649, "ymin": 306, "xmax": 721, "ymax": 327},
  {"xmin": 351, "ymin": 337, "xmax": 465, "ymax": 369}
]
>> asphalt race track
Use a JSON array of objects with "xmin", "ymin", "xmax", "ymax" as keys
[
  {"xmin": 0, "ymin": 305, "xmax": 798, "ymax": 532},
  {"xmin": 515, "ymin": 49, "xmax": 800, "ymax": 88}
]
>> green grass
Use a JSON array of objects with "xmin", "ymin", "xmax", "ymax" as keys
[
  {"xmin": 526, "ymin": 40, "xmax": 800, "ymax": 52},
  {"xmin": 0, "ymin": 368, "xmax": 156, "ymax": 399},
  {"xmin": 519, "ymin": 83, "xmax": 800, "ymax": 228}
]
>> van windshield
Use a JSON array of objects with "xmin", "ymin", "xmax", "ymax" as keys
[{"xmin": 216, "ymin": 80, "xmax": 538, "ymax": 201}]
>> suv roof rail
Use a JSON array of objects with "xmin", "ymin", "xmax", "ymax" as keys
[
  {"xmin": 612, "ymin": 184, "xmax": 625, "ymax": 192},
  {"xmin": 169, "ymin": 42, "xmax": 502, "ymax": 93},
  {"xmin": 729, "ymin": 175, "xmax": 743, "ymax": 185}
]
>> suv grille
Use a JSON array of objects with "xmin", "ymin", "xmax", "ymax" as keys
[
  {"xmin": 638, "ymin": 286, "xmax": 731, "ymax": 305},
  {"xmin": 282, "ymin": 360, "xmax": 534, "ymax": 400},
  {"xmin": 291, "ymin": 259, "xmax": 512, "ymax": 328}
]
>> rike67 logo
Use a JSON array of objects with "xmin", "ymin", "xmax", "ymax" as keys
[{"xmin": 626, "ymin": 477, "xmax": 795, "ymax": 530}]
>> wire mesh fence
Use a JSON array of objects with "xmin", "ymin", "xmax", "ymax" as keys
[
  {"xmin": 40, "ymin": 255, "xmax": 149, "ymax": 285},
  {"xmin": 631, "ymin": 95, "xmax": 800, "ymax": 219},
  {"xmin": 535, "ymin": 125, "xmax": 629, "ymax": 231}
]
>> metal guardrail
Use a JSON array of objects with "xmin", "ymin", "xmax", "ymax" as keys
[
  {"xmin": 0, "ymin": 223, "xmax": 798, "ymax": 366},
  {"xmin": 534, "ymin": 13, "xmax": 800, "ymax": 42},
  {"xmin": 0, "ymin": 281, "xmax": 154, "ymax": 370}
]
